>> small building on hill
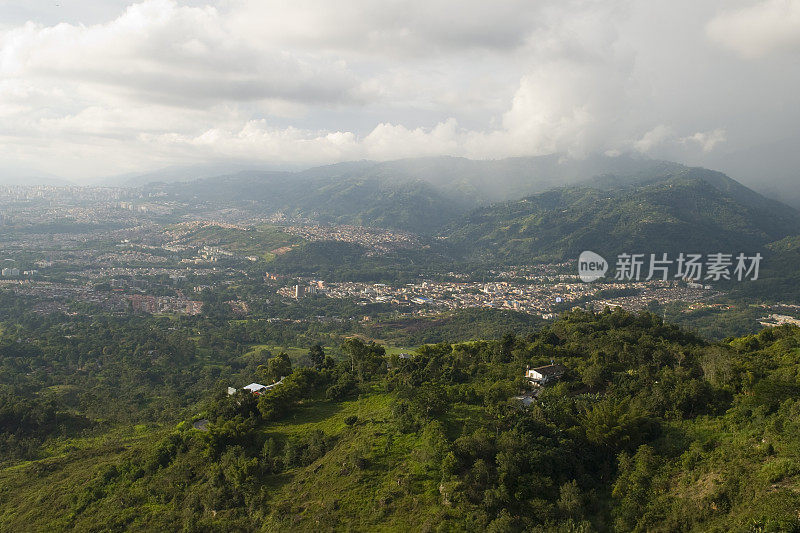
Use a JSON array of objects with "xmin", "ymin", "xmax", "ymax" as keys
[
  {"xmin": 526, "ymin": 364, "xmax": 566, "ymax": 386},
  {"xmin": 228, "ymin": 378, "xmax": 287, "ymax": 396},
  {"xmin": 243, "ymin": 383, "xmax": 267, "ymax": 394}
]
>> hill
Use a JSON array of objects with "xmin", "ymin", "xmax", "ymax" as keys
[
  {"xmin": 152, "ymin": 156, "xmax": 798, "ymax": 252},
  {"xmin": 292, "ymin": 154, "xmax": 687, "ymax": 205},
  {"xmin": 3, "ymin": 310, "xmax": 800, "ymax": 531},
  {"xmin": 160, "ymin": 171, "xmax": 466, "ymax": 235},
  {"xmin": 149, "ymin": 155, "xmax": 693, "ymax": 234},
  {"xmin": 443, "ymin": 167, "xmax": 800, "ymax": 264},
  {"xmin": 146, "ymin": 154, "xmax": 684, "ymax": 204},
  {"xmin": 0, "ymin": 174, "xmax": 73, "ymax": 186}
]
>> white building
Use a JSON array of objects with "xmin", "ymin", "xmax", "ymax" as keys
[
  {"xmin": 525, "ymin": 364, "xmax": 566, "ymax": 386},
  {"xmin": 243, "ymin": 383, "xmax": 267, "ymax": 393}
]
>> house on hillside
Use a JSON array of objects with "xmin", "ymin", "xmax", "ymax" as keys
[
  {"xmin": 526, "ymin": 364, "xmax": 565, "ymax": 386},
  {"xmin": 243, "ymin": 383, "xmax": 267, "ymax": 394},
  {"xmin": 228, "ymin": 377, "xmax": 287, "ymax": 396}
]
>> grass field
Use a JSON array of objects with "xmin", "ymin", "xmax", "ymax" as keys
[
  {"xmin": 254, "ymin": 389, "xmax": 451, "ymax": 531},
  {"xmin": 0, "ymin": 424, "xmax": 170, "ymax": 528},
  {"xmin": 170, "ymin": 223, "xmax": 302, "ymax": 261}
]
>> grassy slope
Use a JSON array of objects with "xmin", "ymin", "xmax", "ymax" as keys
[
  {"xmin": 259, "ymin": 392, "xmax": 447, "ymax": 532},
  {"xmin": 0, "ymin": 392, "xmax": 446, "ymax": 531},
  {"xmin": 0, "ymin": 425, "xmax": 170, "ymax": 530},
  {"xmin": 174, "ymin": 224, "xmax": 300, "ymax": 261}
]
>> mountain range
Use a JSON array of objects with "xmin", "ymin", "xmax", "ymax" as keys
[
  {"xmin": 151, "ymin": 153, "xmax": 686, "ymax": 207},
  {"xmin": 443, "ymin": 167, "xmax": 800, "ymax": 263},
  {"xmin": 149, "ymin": 155, "xmax": 800, "ymax": 264}
]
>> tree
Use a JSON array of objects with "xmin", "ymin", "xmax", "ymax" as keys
[
  {"xmin": 341, "ymin": 338, "xmax": 386, "ymax": 382},
  {"xmin": 494, "ymin": 332, "xmax": 516, "ymax": 363},
  {"xmin": 612, "ymin": 445, "xmax": 660, "ymax": 530},
  {"xmin": 308, "ymin": 344, "xmax": 325, "ymax": 370},
  {"xmin": 262, "ymin": 353, "xmax": 292, "ymax": 383},
  {"xmin": 581, "ymin": 399, "xmax": 658, "ymax": 455},
  {"xmin": 557, "ymin": 480, "xmax": 584, "ymax": 518}
]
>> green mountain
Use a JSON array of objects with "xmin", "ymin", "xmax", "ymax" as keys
[
  {"xmin": 161, "ymin": 171, "xmax": 466, "ymax": 235},
  {"xmin": 152, "ymin": 154, "xmax": 685, "ymax": 204},
  {"xmin": 3, "ymin": 310, "xmax": 800, "ymax": 531},
  {"xmin": 443, "ymin": 167, "xmax": 800, "ymax": 263},
  {"xmin": 295, "ymin": 154, "xmax": 687, "ymax": 204},
  {"xmin": 155, "ymin": 156, "xmax": 800, "ymax": 271},
  {"xmin": 155, "ymin": 155, "xmax": 699, "ymax": 235}
]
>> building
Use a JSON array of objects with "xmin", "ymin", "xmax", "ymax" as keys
[
  {"xmin": 238, "ymin": 378, "xmax": 286, "ymax": 395},
  {"xmin": 759, "ymin": 314, "xmax": 800, "ymax": 328},
  {"xmin": 1, "ymin": 267, "xmax": 20, "ymax": 277},
  {"xmin": 243, "ymin": 383, "xmax": 267, "ymax": 394},
  {"xmin": 526, "ymin": 364, "xmax": 566, "ymax": 386}
]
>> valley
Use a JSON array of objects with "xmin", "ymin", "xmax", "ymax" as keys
[{"xmin": 2, "ymin": 155, "xmax": 800, "ymax": 531}]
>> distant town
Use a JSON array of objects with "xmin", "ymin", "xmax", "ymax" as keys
[
  {"xmin": 0, "ymin": 183, "xmax": 795, "ymax": 328},
  {"xmin": 278, "ymin": 277, "xmax": 720, "ymax": 318}
]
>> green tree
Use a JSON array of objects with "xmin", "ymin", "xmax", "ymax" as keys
[
  {"xmin": 341, "ymin": 338, "xmax": 386, "ymax": 382},
  {"xmin": 263, "ymin": 352, "xmax": 292, "ymax": 383},
  {"xmin": 308, "ymin": 344, "xmax": 325, "ymax": 370}
]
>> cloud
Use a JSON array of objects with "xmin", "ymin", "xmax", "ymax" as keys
[
  {"xmin": 707, "ymin": 0, "xmax": 800, "ymax": 58},
  {"xmin": 0, "ymin": 0, "xmax": 781, "ymax": 182},
  {"xmin": 139, "ymin": 119, "xmax": 466, "ymax": 164},
  {"xmin": 228, "ymin": 0, "xmax": 543, "ymax": 57},
  {"xmin": 628, "ymin": 126, "xmax": 727, "ymax": 156},
  {"xmin": 0, "ymin": 0, "xmax": 366, "ymax": 107},
  {"xmin": 681, "ymin": 129, "xmax": 727, "ymax": 153},
  {"xmin": 633, "ymin": 125, "xmax": 675, "ymax": 153}
]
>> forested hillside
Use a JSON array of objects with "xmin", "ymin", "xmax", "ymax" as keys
[
  {"xmin": 153, "ymin": 157, "xmax": 800, "ymax": 271},
  {"xmin": 444, "ymin": 172, "xmax": 800, "ymax": 263},
  {"xmin": 2, "ymin": 309, "xmax": 800, "ymax": 531},
  {"xmin": 160, "ymin": 171, "xmax": 467, "ymax": 235}
]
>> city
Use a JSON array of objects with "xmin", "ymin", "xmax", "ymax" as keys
[{"xmin": 0, "ymin": 184, "xmax": 739, "ymax": 323}]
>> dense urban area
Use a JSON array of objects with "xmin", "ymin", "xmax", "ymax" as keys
[{"xmin": 2, "ymin": 184, "xmax": 793, "ymax": 332}]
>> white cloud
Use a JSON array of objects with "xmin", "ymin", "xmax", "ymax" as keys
[
  {"xmin": 633, "ymin": 125, "xmax": 675, "ymax": 153},
  {"xmin": 707, "ymin": 0, "xmax": 800, "ymax": 58},
  {"xmin": 628, "ymin": 126, "xmax": 728, "ymax": 155},
  {"xmin": 0, "ymin": 0, "xmax": 789, "ymax": 182},
  {"xmin": 681, "ymin": 129, "xmax": 727, "ymax": 153},
  {"xmin": 139, "ymin": 119, "xmax": 466, "ymax": 164},
  {"xmin": 0, "ymin": 0, "xmax": 365, "ymax": 107},
  {"xmin": 227, "ymin": 0, "xmax": 543, "ymax": 57}
]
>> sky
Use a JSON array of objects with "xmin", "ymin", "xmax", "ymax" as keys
[{"xmin": 0, "ymin": 0, "xmax": 799, "ymax": 185}]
